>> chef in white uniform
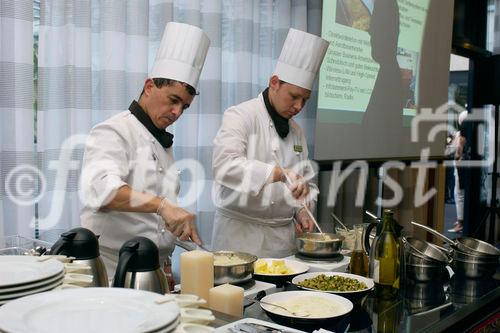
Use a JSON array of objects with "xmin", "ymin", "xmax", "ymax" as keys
[
  {"xmin": 80, "ymin": 22, "xmax": 210, "ymax": 283},
  {"xmin": 211, "ymin": 29, "xmax": 329, "ymax": 258}
]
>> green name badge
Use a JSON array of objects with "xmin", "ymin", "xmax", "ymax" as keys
[{"xmin": 293, "ymin": 145, "xmax": 303, "ymax": 153}]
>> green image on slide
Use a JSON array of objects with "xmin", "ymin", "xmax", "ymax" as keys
[{"xmin": 318, "ymin": 0, "xmax": 429, "ymax": 125}]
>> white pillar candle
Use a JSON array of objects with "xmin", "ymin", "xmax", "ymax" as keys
[
  {"xmin": 180, "ymin": 250, "xmax": 214, "ymax": 302},
  {"xmin": 208, "ymin": 284, "xmax": 244, "ymax": 317}
]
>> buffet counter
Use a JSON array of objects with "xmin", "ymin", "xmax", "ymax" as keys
[{"xmin": 212, "ymin": 275, "xmax": 500, "ymax": 333}]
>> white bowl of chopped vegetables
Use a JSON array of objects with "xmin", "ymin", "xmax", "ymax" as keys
[{"xmin": 291, "ymin": 272, "xmax": 374, "ymax": 299}]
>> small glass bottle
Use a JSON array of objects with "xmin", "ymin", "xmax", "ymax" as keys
[{"xmin": 348, "ymin": 224, "xmax": 369, "ymax": 277}]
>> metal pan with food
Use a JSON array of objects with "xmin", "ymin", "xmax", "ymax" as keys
[
  {"xmin": 213, "ymin": 251, "xmax": 258, "ymax": 285},
  {"xmin": 291, "ymin": 272, "xmax": 374, "ymax": 300},
  {"xmin": 258, "ymin": 290, "xmax": 353, "ymax": 329},
  {"xmin": 252, "ymin": 258, "xmax": 309, "ymax": 286},
  {"xmin": 174, "ymin": 240, "xmax": 257, "ymax": 285},
  {"xmin": 295, "ymin": 233, "xmax": 344, "ymax": 257}
]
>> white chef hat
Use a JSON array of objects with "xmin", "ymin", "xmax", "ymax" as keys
[
  {"xmin": 149, "ymin": 22, "xmax": 210, "ymax": 89},
  {"xmin": 274, "ymin": 28, "xmax": 329, "ymax": 90}
]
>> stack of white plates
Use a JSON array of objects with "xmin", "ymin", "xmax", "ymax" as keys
[
  {"xmin": 0, "ymin": 288, "xmax": 181, "ymax": 333},
  {"xmin": 0, "ymin": 256, "xmax": 65, "ymax": 305}
]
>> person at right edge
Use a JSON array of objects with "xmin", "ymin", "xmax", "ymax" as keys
[
  {"xmin": 211, "ymin": 29, "xmax": 329, "ymax": 258},
  {"xmin": 449, "ymin": 110, "xmax": 468, "ymax": 233}
]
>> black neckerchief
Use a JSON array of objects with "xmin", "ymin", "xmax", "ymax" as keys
[
  {"xmin": 263, "ymin": 88, "xmax": 289, "ymax": 138},
  {"xmin": 129, "ymin": 100, "xmax": 174, "ymax": 148}
]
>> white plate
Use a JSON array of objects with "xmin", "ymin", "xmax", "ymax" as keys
[
  {"xmin": 0, "ymin": 271, "xmax": 65, "ymax": 295},
  {"xmin": 291, "ymin": 271, "xmax": 374, "ymax": 294},
  {"xmin": 0, "ymin": 278, "xmax": 63, "ymax": 304},
  {"xmin": 0, "ymin": 287, "xmax": 180, "ymax": 333},
  {"xmin": 260, "ymin": 290, "xmax": 353, "ymax": 320},
  {"xmin": 150, "ymin": 315, "xmax": 180, "ymax": 333},
  {"xmin": 253, "ymin": 258, "xmax": 309, "ymax": 277},
  {"xmin": 0, "ymin": 256, "xmax": 64, "ymax": 288}
]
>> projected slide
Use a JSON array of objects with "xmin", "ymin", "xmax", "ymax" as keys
[{"xmin": 318, "ymin": 0, "xmax": 430, "ymax": 125}]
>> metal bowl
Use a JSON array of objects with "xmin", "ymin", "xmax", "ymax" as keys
[
  {"xmin": 452, "ymin": 258, "xmax": 499, "ymax": 279},
  {"xmin": 453, "ymin": 248, "xmax": 500, "ymax": 263},
  {"xmin": 406, "ymin": 252, "xmax": 443, "ymax": 267},
  {"xmin": 405, "ymin": 263, "xmax": 447, "ymax": 282},
  {"xmin": 295, "ymin": 233, "xmax": 344, "ymax": 258},
  {"xmin": 213, "ymin": 251, "xmax": 257, "ymax": 285}
]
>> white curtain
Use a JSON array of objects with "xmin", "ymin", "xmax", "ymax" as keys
[
  {"xmin": 0, "ymin": 0, "xmax": 36, "ymax": 239},
  {"xmin": 4, "ymin": 0, "xmax": 323, "ymax": 245}
]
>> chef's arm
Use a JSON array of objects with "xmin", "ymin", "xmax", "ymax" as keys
[
  {"xmin": 101, "ymin": 185, "xmax": 160, "ymax": 212},
  {"xmin": 455, "ymin": 135, "xmax": 466, "ymax": 160},
  {"xmin": 101, "ymin": 185, "xmax": 201, "ymax": 245}
]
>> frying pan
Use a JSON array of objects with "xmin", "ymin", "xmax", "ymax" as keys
[{"xmin": 410, "ymin": 221, "xmax": 500, "ymax": 257}]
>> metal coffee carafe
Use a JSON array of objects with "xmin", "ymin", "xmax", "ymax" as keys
[
  {"xmin": 50, "ymin": 227, "xmax": 108, "ymax": 287},
  {"xmin": 112, "ymin": 237, "xmax": 168, "ymax": 294}
]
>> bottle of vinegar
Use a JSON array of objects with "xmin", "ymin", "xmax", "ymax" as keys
[{"xmin": 349, "ymin": 224, "xmax": 369, "ymax": 276}]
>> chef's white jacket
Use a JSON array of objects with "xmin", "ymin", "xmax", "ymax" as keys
[
  {"xmin": 80, "ymin": 111, "xmax": 178, "ymax": 278},
  {"xmin": 211, "ymin": 93, "xmax": 318, "ymax": 258}
]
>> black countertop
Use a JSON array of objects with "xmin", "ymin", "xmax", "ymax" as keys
[{"xmin": 213, "ymin": 275, "xmax": 500, "ymax": 333}]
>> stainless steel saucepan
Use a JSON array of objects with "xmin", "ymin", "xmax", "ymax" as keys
[
  {"xmin": 212, "ymin": 251, "xmax": 258, "ymax": 285},
  {"xmin": 410, "ymin": 221, "xmax": 499, "ymax": 278},
  {"xmin": 295, "ymin": 232, "xmax": 344, "ymax": 257},
  {"xmin": 403, "ymin": 237, "xmax": 450, "ymax": 264},
  {"xmin": 403, "ymin": 237, "xmax": 450, "ymax": 282},
  {"xmin": 175, "ymin": 240, "xmax": 257, "ymax": 285}
]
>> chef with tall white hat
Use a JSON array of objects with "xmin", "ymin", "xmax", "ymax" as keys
[
  {"xmin": 80, "ymin": 22, "xmax": 210, "ymax": 286},
  {"xmin": 211, "ymin": 28, "xmax": 329, "ymax": 258}
]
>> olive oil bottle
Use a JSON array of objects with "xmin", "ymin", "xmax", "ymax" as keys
[{"xmin": 370, "ymin": 209, "xmax": 401, "ymax": 299}]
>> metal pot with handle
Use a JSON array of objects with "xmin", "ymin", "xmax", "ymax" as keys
[
  {"xmin": 175, "ymin": 240, "xmax": 257, "ymax": 285},
  {"xmin": 295, "ymin": 232, "xmax": 344, "ymax": 257},
  {"xmin": 411, "ymin": 221, "xmax": 500, "ymax": 258},
  {"xmin": 402, "ymin": 237, "xmax": 450, "ymax": 282},
  {"xmin": 411, "ymin": 221, "xmax": 500, "ymax": 278}
]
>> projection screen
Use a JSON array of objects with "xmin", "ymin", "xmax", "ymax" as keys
[{"xmin": 314, "ymin": 0, "xmax": 454, "ymax": 161}]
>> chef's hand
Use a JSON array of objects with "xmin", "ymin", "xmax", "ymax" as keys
[
  {"xmin": 173, "ymin": 219, "xmax": 202, "ymax": 245},
  {"xmin": 294, "ymin": 207, "xmax": 315, "ymax": 233},
  {"xmin": 283, "ymin": 170, "xmax": 310, "ymax": 201},
  {"xmin": 158, "ymin": 199, "xmax": 201, "ymax": 245}
]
